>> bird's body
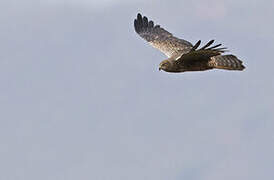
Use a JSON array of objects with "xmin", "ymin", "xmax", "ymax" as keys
[{"xmin": 134, "ymin": 13, "xmax": 245, "ymax": 73}]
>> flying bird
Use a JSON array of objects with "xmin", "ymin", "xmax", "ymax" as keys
[{"xmin": 134, "ymin": 13, "xmax": 245, "ymax": 73}]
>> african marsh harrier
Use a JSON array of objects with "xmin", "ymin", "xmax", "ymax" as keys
[{"xmin": 134, "ymin": 13, "xmax": 245, "ymax": 73}]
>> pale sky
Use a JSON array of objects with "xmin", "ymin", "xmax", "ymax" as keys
[{"xmin": 0, "ymin": 0, "xmax": 274, "ymax": 180}]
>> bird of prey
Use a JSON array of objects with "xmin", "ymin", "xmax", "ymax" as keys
[{"xmin": 134, "ymin": 13, "xmax": 245, "ymax": 73}]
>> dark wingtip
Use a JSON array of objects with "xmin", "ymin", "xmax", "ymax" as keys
[
  {"xmin": 148, "ymin": 20, "xmax": 154, "ymax": 28},
  {"xmin": 215, "ymin": 47, "xmax": 228, "ymax": 53},
  {"xmin": 200, "ymin": 40, "xmax": 215, "ymax": 49},
  {"xmin": 137, "ymin": 13, "xmax": 142, "ymax": 19},
  {"xmin": 134, "ymin": 13, "xmax": 143, "ymax": 33},
  {"xmin": 207, "ymin": 40, "xmax": 215, "ymax": 47},
  {"xmin": 134, "ymin": 13, "xmax": 155, "ymax": 34},
  {"xmin": 134, "ymin": 19, "xmax": 138, "ymax": 33},
  {"xmin": 191, "ymin": 40, "xmax": 201, "ymax": 51},
  {"xmin": 143, "ymin": 16, "xmax": 148, "ymax": 27},
  {"xmin": 209, "ymin": 43, "xmax": 222, "ymax": 49},
  {"xmin": 137, "ymin": 13, "xmax": 142, "ymax": 23}
]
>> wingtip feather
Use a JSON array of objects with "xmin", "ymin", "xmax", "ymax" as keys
[{"xmin": 143, "ymin": 16, "xmax": 148, "ymax": 27}]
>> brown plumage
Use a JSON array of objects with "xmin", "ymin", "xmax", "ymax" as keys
[{"xmin": 134, "ymin": 13, "xmax": 245, "ymax": 73}]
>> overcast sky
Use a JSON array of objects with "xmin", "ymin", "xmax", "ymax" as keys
[{"xmin": 0, "ymin": 0, "xmax": 274, "ymax": 180}]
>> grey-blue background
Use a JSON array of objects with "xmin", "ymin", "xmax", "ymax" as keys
[{"xmin": 1, "ymin": 0, "xmax": 273, "ymax": 179}]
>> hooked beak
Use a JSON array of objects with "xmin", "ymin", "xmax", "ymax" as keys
[{"xmin": 159, "ymin": 67, "xmax": 162, "ymax": 71}]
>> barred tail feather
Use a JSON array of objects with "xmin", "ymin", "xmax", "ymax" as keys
[{"xmin": 210, "ymin": 55, "xmax": 245, "ymax": 71}]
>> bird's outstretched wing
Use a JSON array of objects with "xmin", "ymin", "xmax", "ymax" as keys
[
  {"xmin": 175, "ymin": 40, "xmax": 227, "ymax": 65},
  {"xmin": 134, "ymin": 13, "xmax": 193, "ymax": 58}
]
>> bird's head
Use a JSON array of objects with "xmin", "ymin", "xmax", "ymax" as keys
[{"xmin": 159, "ymin": 60, "xmax": 172, "ymax": 72}]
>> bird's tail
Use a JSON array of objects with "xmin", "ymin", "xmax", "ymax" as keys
[{"xmin": 209, "ymin": 55, "xmax": 245, "ymax": 71}]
